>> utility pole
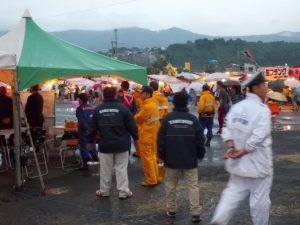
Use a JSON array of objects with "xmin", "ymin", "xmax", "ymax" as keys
[{"xmin": 114, "ymin": 29, "xmax": 118, "ymax": 56}]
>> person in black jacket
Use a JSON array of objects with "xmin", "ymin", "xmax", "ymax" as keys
[
  {"xmin": 157, "ymin": 91, "xmax": 205, "ymax": 223},
  {"xmin": 25, "ymin": 85, "xmax": 44, "ymax": 128},
  {"xmin": 87, "ymin": 87, "xmax": 138, "ymax": 199},
  {"xmin": 0, "ymin": 87, "xmax": 13, "ymax": 129}
]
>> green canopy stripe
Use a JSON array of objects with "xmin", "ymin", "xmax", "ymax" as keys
[{"xmin": 17, "ymin": 18, "xmax": 147, "ymax": 90}]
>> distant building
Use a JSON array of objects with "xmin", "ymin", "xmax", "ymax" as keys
[
  {"xmin": 206, "ymin": 59, "xmax": 220, "ymax": 73},
  {"xmin": 107, "ymin": 47, "xmax": 165, "ymax": 67},
  {"xmin": 225, "ymin": 63, "xmax": 256, "ymax": 73}
]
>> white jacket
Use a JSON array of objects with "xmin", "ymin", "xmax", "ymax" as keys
[{"xmin": 222, "ymin": 93, "xmax": 273, "ymax": 178}]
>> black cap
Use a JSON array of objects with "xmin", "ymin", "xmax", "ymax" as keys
[
  {"xmin": 202, "ymin": 84, "xmax": 210, "ymax": 91},
  {"xmin": 149, "ymin": 80, "xmax": 159, "ymax": 91},
  {"xmin": 141, "ymin": 85, "xmax": 153, "ymax": 95},
  {"xmin": 242, "ymin": 72, "xmax": 267, "ymax": 88},
  {"xmin": 78, "ymin": 93, "xmax": 88, "ymax": 103}
]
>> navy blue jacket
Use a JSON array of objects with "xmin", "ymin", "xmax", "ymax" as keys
[
  {"xmin": 157, "ymin": 107, "xmax": 205, "ymax": 169},
  {"xmin": 76, "ymin": 103, "xmax": 94, "ymax": 133},
  {"xmin": 87, "ymin": 99, "xmax": 138, "ymax": 153}
]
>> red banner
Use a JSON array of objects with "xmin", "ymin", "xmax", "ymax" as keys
[{"xmin": 265, "ymin": 66, "xmax": 300, "ymax": 79}]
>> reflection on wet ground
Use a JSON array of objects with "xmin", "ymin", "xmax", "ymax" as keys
[{"xmin": 54, "ymin": 102, "xmax": 300, "ymax": 165}]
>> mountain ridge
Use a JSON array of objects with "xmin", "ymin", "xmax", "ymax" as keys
[{"xmin": 1, "ymin": 27, "xmax": 300, "ymax": 51}]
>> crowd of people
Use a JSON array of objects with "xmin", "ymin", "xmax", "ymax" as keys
[
  {"xmin": 0, "ymin": 74, "xmax": 274, "ymax": 224},
  {"xmin": 73, "ymin": 75, "xmax": 273, "ymax": 224}
]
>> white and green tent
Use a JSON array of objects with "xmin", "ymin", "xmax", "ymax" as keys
[
  {"xmin": 0, "ymin": 10, "xmax": 147, "ymax": 90},
  {"xmin": 0, "ymin": 10, "xmax": 147, "ymax": 190}
]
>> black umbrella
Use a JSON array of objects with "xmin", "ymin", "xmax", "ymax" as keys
[
  {"xmin": 223, "ymin": 80, "xmax": 241, "ymax": 87},
  {"xmin": 268, "ymin": 79, "xmax": 285, "ymax": 92}
]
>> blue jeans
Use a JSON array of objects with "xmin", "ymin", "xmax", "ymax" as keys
[
  {"xmin": 78, "ymin": 130, "xmax": 98, "ymax": 161},
  {"xmin": 199, "ymin": 117, "xmax": 214, "ymax": 140}
]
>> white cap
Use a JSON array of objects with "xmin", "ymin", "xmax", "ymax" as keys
[{"xmin": 242, "ymin": 72, "xmax": 266, "ymax": 88}]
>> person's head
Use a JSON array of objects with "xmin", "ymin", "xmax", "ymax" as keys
[
  {"xmin": 216, "ymin": 81, "xmax": 224, "ymax": 90},
  {"xmin": 30, "ymin": 84, "xmax": 39, "ymax": 93},
  {"xmin": 121, "ymin": 81, "xmax": 130, "ymax": 91},
  {"xmin": 202, "ymin": 84, "xmax": 210, "ymax": 91},
  {"xmin": 149, "ymin": 81, "xmax": 159, "ymax": 91},
  {"xmin": 243, "ymin": 72, "xmax": 267, "ymax": 100},
  {"xmin": 103, "ymin": 87, "xmax": 117, "ymax": 100},
  {"xmin": 0, "ymin": 86, "xmax": 7, "ymax": 96},
  {"xmin": 141, "ymin": 85, "xmax": 153, "ymax": 101},
  {"xmin": 78, "ymin": 93, "xmax": 88, "ymax": 105},
  {"xmin": 233, "ymin": 85, "xmax": 242, "ymax": 95},
  {"xmin": 172, "ymin": 91, "xmax": 189, "ymax": 108}
]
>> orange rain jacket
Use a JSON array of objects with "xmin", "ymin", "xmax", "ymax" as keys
[
  {"xmin": 152, "ymin": 91, "xmax": 170, "ymax": 119},
  {"xmin": 134, "ymin": 97, "xmax": 161, "ymax": 185},
  {"xmin": 197, "ymin": 91, "xmax": 216, "ymax": 117},
  {"xmin": 135, "ymin": 97, "xmax": 160, "ymax": 143}
]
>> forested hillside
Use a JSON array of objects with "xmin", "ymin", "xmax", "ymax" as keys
[{"xmin": 165, "ymin": 39, "xmax": 300, "ymax": 71}]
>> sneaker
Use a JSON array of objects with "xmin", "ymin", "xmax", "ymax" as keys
[
  {"xmin": 192, "ymin": 215, "xmax": 202, "ymax": 223},
  {"xmin": 132, "ymin": 152, "xmax": 140, "ymax": 158},
  {"xmin": 119, "ymin": 191, "xmax": 133, "ymax": 200},
  {"xmin": 166, "ymin": 211, "xmax": 176, "ymax": 218}
]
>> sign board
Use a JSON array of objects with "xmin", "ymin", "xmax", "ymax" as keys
[{"xmin": 265, "ymin": 66, "xmax": 300, "ymax": 79}]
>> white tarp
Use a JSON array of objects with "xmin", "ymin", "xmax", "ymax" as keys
[
  {"xmin": 188, "ymin": 82, "xmax": 204, "ymax": 91},
  {"xmin": 148, "ymin": 74, "xmax": 181, "ymax": 83},
  {"xmin": 176, "ymin": 72, "xmax": 200, "ymax": 81},
  {"xmin": 168, "ymin": 82, "xmax": 189, "ymax": 93},
  {"xmin": 0, "ymin": 20, "xmax": 26, "ymax": 64},
  {"xmin": 205, "ymin": 72, "xmax": 228, "ymax": 81},
  {"xmin": 65, "ymin": 78, "xmax": 95, "ymax": 86},
  {"xmin": 0, "ymin": 52, "xmax": 16, "ymax": 69}
]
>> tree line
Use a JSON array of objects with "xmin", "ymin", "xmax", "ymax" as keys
[{"xmin": 164, "ymin": 38, "xmax": 300, "ymax": 71}]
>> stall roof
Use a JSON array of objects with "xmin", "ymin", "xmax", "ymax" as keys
[
  {"xmin": 148, "ymin": 74, "xmax": 181, "ymax": 83},
  {"xmin": 0, "ymin": 10, "xmax": 147, "ymax": 90}
]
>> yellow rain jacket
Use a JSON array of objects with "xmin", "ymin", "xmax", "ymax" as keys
[
  {"xmin": 134, "ymin": 97, "xmax": 161, "ymax": 185},
  {"xmin": 133, "ymin": 91, "xmax": 143, "ymax": 112},
  {"xmin": 197, "ymin": 91, "xmax": 216, "ymax": 117},
  {"xmin": 152, "ymin": 91, "xmax": 170, "ymax": 119}
]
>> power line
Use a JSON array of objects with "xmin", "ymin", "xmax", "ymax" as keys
[{"xmin": 35, "ymin": 0, "xmax": 139, "ymax": 21}]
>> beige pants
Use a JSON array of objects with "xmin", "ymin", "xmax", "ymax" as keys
[
  {"xmin": 99, "ymin": 151, "xmax": 130, "ymax": 197},
  {"xmin": 164, "ymin": 167, "xmax": 201, "ymax": 216}
]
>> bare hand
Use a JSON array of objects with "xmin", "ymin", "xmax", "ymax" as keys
[
  {"xmin": 224, "ymin": 148, "xmax": 236, "ymax": 159},
  {"xmin": 230, "ymin": 149, "xmax": 248, "ymax": 159},
  {"xmin": 86, "ymin": 143, "xmax": 94, "ymax": 151}
]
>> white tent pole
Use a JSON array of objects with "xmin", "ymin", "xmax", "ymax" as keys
[{"xmin": 12, "ymin": 69, "xmax": 22, "ymax": 189}]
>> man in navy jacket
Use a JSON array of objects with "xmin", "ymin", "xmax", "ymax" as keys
[{"xmin": 157, "ymin": 91, "xmax": 205, "ymax": 223}]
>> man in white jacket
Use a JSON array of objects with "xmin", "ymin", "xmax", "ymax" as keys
[{"xmin": 211, "ymin": 72, "xmax": 273, "ymax": 225}]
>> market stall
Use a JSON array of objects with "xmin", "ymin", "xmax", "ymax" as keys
[{"xmin": 0, "ymin": 10, "xmax": 147, "ymax": 190}]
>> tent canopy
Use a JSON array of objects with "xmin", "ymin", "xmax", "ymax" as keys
[{"xmin": 0, "ymin": 10, "xmax": 147, "ymax": 90}]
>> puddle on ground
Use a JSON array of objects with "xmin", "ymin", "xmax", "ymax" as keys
[{"xmin": 45, "ymin": 186, "xmax": 69, "ymax": 195}]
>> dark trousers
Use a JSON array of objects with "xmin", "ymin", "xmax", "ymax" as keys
[
  {"xmin": 78, "ymin": 130, "xmax": 98, "ymax": 161},
  {"xmin": 199, "ymin": 117, "xmax": 214, "ymax": 140},
  {"xmin": 218, "ymin": 106, "xmax": 226, "ymax": 132}
]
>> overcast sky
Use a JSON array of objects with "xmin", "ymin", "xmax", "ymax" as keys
[{"xmin": 1, "ymin": 0, "xmax": 299, "ymax": 35}]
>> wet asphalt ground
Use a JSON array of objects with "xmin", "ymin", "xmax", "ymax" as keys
[{"xmin": 0, "ymin": 102, "xmax": 299, "ymax": 225}]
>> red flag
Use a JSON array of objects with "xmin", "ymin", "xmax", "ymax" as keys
[{"xmin": 241, "ymin": 50, "xmax": 256, "ymax": 63}]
